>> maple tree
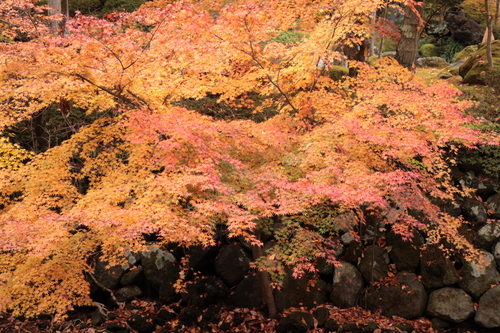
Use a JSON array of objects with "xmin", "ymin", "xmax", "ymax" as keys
[{"xmin": 0, "ymin": 0, "xmax": 497, "ymax": 321}]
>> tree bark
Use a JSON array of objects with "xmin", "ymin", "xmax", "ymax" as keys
[
  {"xmin": 47, "ymin": 0, "xmax": 69, "ymax": 35},
  {"xmin": 395, "ymin": 1, "xmax": 424, "ymax": 70},
  {"xmin": 486, "ymin": 0, "xmax": 494, "ymax": 69}
]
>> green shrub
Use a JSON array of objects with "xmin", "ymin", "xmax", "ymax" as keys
[
  {"xmin": 419, "ymin": 43, "xmax": 437, "ymax": 57},
  {"xmin": 101, "ymin": 0, "xmax": 149, "ymax": 14}
]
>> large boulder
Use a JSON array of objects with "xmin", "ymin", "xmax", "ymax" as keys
[
  {"xmin": 361, "ymin": 272, "xmax": 427, "ymax": 320},
  {"xmin": 445, "ymin": 9, "xmax": 484, "ymax": 45},
  {"xmin": 453, "ymin": 45, "xmax": 479, "ymax": 62},
  {"xmin": 437, "ymin": 60, "xmax": 466, "ymax": 79},
  {"xmin": 358, "ymin": 245, "xmax": 389, "ymax": 283},
  {"xmin": 387, "ymin": 230, "xmax": 423, "ymax": 272},
  {"xmin": 458, "ymin": 250, "xmax": 500, "ymax": 299},
  {"xmin": 215, "ymin": 243, "xmax": 251, "ymax": 287},
  {"xmin": 477, "ymin": 221, "xmax": 500, "ymax": 248},
  {"xmin": 330, "ymin": 261, "xmax": 364, "ymax": 308},
  {"xmin": 141, "ymin": 246, "xmax": 180, "ymax": 304},
  {"xmin": 416, "ymin": 57, "xmax": 449, "ymax": 68},
  {"xmin": 426, "ymin": 20, "xmax": 450, "ymax": 37},
  {"xmin": 487, "ymin": 194, "xmax": 500, "ymax": 219},
  {"xmin": 420, "ymin": 245, "xmax": 460, "ymax": 289},
  {"xmin": 475, "ymin": 285, "xmax": 500, "ymax": 328},
  {"xmin": 226, "ymin": 275, "xmax": 264, "ymax": 309},
  {"xmin": 427, "ymin": 287, "xmax": 475, "ymax": 323},
  {"xmin": 274, "ymin": 270, "xmax": 329, "ymax": 311},
  {"xmin": 92, "ymin": 259, "xmax": 129, "ymax": 290},
  {"xmin": 461, "ymin": 196, "xmax": 488, "ymax": 226},
  {"xmin": 459, "ymin": 41, "xmax": 500, "ymax": 85}
]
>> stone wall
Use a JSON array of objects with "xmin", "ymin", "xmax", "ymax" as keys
[{"xmin": 90, "ymin": 170, "xmax": 500, "ymax": 332}]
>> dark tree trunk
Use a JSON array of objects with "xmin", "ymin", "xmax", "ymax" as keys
[{"xmin": 396, "ymin": 1, "xmax": 424, "ymax": 70}]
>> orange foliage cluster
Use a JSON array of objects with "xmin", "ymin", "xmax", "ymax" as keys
[{"xmin": 0, "ymin": 0, "xmax": 497, "ymax": 320}]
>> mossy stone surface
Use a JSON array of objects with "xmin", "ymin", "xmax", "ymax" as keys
[{"xmin": 459, "ymin": 41, "xmax": 500, "ymax": 85}]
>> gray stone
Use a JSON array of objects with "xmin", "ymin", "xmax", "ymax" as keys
[
  {"xmin": 225, "ymin": 274, "xmax": 262, "ymax": 308},
  {"xmin": 358, "ymin": 245, "xmax": 389, "ymax": 283},
  {"xmin": 120, "ymin": 266, "xmax": 144, "ymax": 286},
  {"xmin": 361, "ymin": 272, "xmax": 427, "ymax": 320},
  {"xmin": 462, "ymin": 196, "xmax": 488, "ymax": 225},
  {"xmin": 215, "ymin": 243, "xmax": 251, "ymax": 287},
  {"xmin": 487, "ymin": 194, "xmax": 500, "ymax": 219},
  {"xmin": 426, "ymin": 20, "xmax": 450, "ymax": 36},
  {"xmin": 475, "ymin": 284, "xmax": 500, "ymax": 328},
  {"xmin": 115, "ymin": 285, "xmax": 142, "ymax": 302},
  {"xmin": 275, "ymin": 271, "xmax": 329, "ymax": 310},
  {"xmin": 427, "ymin": 287, "xmax": 475, "ymax": 323},
  {"xmin": 141, "ymin": 246, "xmax": 180, "ymax": 304},
  {"xmin": 330, "ymin": 261, "xmax": 364, "ymax": 308},
  {"xmin": 416, "ymin": 57, "xmax": 449, "ymax": 68},
  {"xmin": 445, "ymin": 9, "xmax": 484, "ymax": 45},
  {"xmin": 387, "ymin": 230, "xmax": 423, "ymax": 272},
  {"xmin": 493, "ymin": 242, "xmax": 500, "ymax": 268},
  {"xmin": 420, "ymin": 244, "xmax": 460, "ymax": 289},
  {"xmin": 477, "ymin": 221, "xmax": 500, "ymax": 248},
  {"xmin": 459, "ymin": 250, "xmax": 500, "ymax": 299},
  {"xmin": 93, "ymin": 259, "xmax": 128, "ymax": 289}
]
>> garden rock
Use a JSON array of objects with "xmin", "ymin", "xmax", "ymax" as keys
[
  {"xmin": 274, "ymin": 271, "xmax": 329, "ymax": 310},
  {"xmin": 361, "ymin": 272, "xmax": 427, "ymax": 319},
  {"xmin": 225, "ymin": 274, "xmax": 262, "ymax": 309},
  {"xmin": 493, "ymin": 242, "xmax": 500, "ymax": 268},
  {"xmin": 427, "ymin": 287, "xmax": 475, "ymax": 323},
  {"xmin": 459, "ymin": 250, "xmax": 500, "ymax": 299},
  {"xmin": 358, "ymin": 245, "xmax": 389, "ymax": 283},
  {"xmin": 426, "ymin": 20, "xmax": 449, "ymax": 36},
  {"xmin": 215, "ymin": 243, "xmax": 251, "ymax": 287},
  {"xmin": 475, "ymin": 284, "xmax": 500, "ymax": 328},
  {"xmin": 141, "ymin": 246, "xmax": 180, "ymax": 304},
  {"xmin": 330, "ymin": 261, "xmax": 364, "ymax": 308},
  {"xmin": 453, "ymin": 45, "xmax": 478, "ymax": 62},
  {"xmin": 459, "ymin": 41, "xmax": 500, "ymax": 84},
  {"xmin": 461, "ymin": 196, "xmax": 488, "ymax": 226},
  {"xmin": 487, "ymin": 194, "xmax": 500, "ymax": 219},
  {"xmin": 477, "ymin": 221, "xmax": 500, "ymax": 248},
  {"xmin": 420, "ymin": 244, "xmax": 460, "ymax": 289},
  {"xmin": 445, "ymin": 9, "xmax": 484, "ymax": 45},
  {"xmin": 120, "ymin": 266, "xmax": 144, "ymax": 286},
  {"xmin": 277, "ymin": 311, "xmax": 314, "ymax": 333},
  {"xmin": 437, "ymin": 60, "xmax": 466, "ymax": 79},
  {"xmin": 416, "ymin": 57, "xmax": 449, "ymax": 68},
  {"xmin": 115, "ymin": 285, "xmax": 142, "ymax": 302},
  {"xmin": 387, "ymin": 230, "xmax": 423, "ymax": 272},
  {"xmin": 93, "ymin": 259, "xmax": 128, "ymax": 290}
]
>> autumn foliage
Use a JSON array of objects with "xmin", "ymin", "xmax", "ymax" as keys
[{"xmin": 0, "ymin": 0, "xmax": 496, "ymax": 321}]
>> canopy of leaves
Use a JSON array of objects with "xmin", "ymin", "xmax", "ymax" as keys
[{"xmin": 0, "ymin": 0, "xmax": 497, "ymax": 320}]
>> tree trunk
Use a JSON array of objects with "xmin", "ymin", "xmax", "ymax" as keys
[
  {"xmin": 47, "ymin": 0, "xmax": 69, "ymax": 35},
  {"xmin": 395, "ymin": 1, "xmax": 424, "ymax": 70},
  {"xmin": 486, "ymin": 0, "xmax": 494, "ymax": 69},
  {"xmin": 251, "ymin": 229, "xmax": 277, "ymax": 319}
]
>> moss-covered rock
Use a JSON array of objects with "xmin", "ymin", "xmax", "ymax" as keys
[
  {"xmin": 453, "ymin": 45, "xmax": 479, "ymax": 62},
  {"xmin": 419, "ymin": 43, "xmax": 437, "ymax": 57},
  {"xmin": 328, "ymin": 65, "xmax": 349, "ymax": 81},
  {"xmin": 459, "ymin": 41, "xmax": 500, "ymax": 85},
  {"xmin": 437, "ymin": 59, "xmax": 466, "ymax": 79},
  {"xmin": 416, "ymin": 56, "xmax": 449, "ymax": 68}
]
